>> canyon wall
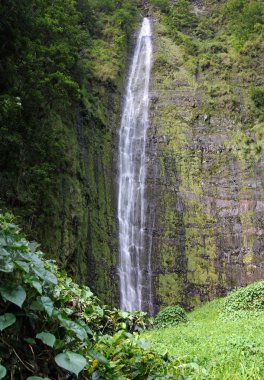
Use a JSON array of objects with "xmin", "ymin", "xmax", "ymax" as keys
[
  {"xmin": 0, "ymin": 0, "xmax": 140, "ymax": 306},
  {"xmin": 148, "ymin": 2, "xmax": 264, "ymax": 310}
]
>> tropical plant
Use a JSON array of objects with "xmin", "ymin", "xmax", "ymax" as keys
[{"xmin": 0, "ymin": 213, "xmax": 202, "ymax": 378}]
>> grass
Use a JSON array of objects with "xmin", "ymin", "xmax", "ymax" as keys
[{"xmin": 144, "ymin": 298, "xmax": 264, "ymax": 379}]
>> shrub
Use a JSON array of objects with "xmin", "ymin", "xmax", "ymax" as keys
[
  {"xmin": 154, "ymin": 305, "xmax": 188, "ymax": 328},
  {"xmin": 224, "ymin": 0, "xmax": 264, "ymax": 47},
  {"xmin": 0, "ymin": 213, "xmax": 202, "ymax": 379},
  {"xmin": 168, "ymin": 0, "xmax": 198, "ymax": 35},
  {"xmin": 221, "ymin": 281, "xmax": 264, "ymax": 320},
  {"xmin": 251, "ymin": 87, "xmax": 264, "ymax": 108}
]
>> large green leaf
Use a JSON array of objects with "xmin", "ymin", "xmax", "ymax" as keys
[
  {"xmin": 58, "ymin": 316, "xmax": 87, "ymax": 341},
  {"xmin": 0, "ymin": 313, "xmax": 16, "ymax": 331},
  {"xmin": 0, "ymin": 364, "xmax": 6, "ymax": 379},
  {"xmin": 36, "ymin": 332, "xmax": 56, "ymax": 347},
  {"xmin": 32, "ymin": 281, "xmax": 42, "ymax": 294},
  {"xmin": 27, "ymin": 377, "xmax": 51, "ymax": 380},
  {"xmin": 15, "ymin": 260, "xmax": 30, "ymax": 273},
  {"xmin": 0, "ymin": 258, "xmax": 14, "ymax": 273},
  {"xmin": 30, "ymin": 300, "xmax": 44, "ymax": 312},
  {"xmin": 0, "ymin": 286, "xmax": 26, "ymax": 307},
  {"xmin": 0, "ymin": 247, "xmax": 14, "ymax": 272},
  {"xmin": 0, "ymin": 247, "xmax": 9, "ymax": 256},
  {"xmin": 55, "ymin": 352, "xmax": 86, "ymax": 376},
  {"xmin": 33, "ymin": 266, "xmax": 57, "ymax": 285},
  {"xmin": 83, "ymin": 288, "xmax": 93, "ymax": 298},
  {"xmin": 40, "ymin": 296, "xmax": 54, "ymax": 317}
]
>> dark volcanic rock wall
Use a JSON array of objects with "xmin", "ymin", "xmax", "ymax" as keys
[
  {"xmin": 148, "ymin": 14, "xmax": 264, "ymax": 311},
  {"xmin": 0, "ymin": 1, "xmax": 140, "ymax": 308}
]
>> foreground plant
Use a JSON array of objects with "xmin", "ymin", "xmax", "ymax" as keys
[{"xmin": 0, "ymin": 213, "xmax": 203, "ymax": 379}]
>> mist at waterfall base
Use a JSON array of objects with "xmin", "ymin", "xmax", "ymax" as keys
[{"xmin": 118, "ymin": 18, "xmax": 154, "ymax": 314}]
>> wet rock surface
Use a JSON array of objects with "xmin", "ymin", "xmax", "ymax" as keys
[{"xmin": 147, "ymin": 18, "xmax": 264, "ymax": 312}]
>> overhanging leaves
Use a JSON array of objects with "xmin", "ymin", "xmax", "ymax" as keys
[
  {"xmin": 36, "ymin": 332, "xmax": 56, "ymax": 347},
  {"xmin": 58, "ymin": 315, "xmax": 87, "ymax": 340},
  {"xmin": 40, "ymin": 296, "xmax": 54, "ymax": 317},
  {"xmin": 33, "ymin": 266, "xmax": 57, "ymax": 285},
  {"xmin": 55, "ymin": 352, "xmax": 86, "ymax": 376},
  {"xmin": 0, "ymin": 313, "xmax": 16, "ymax": 331},
  {"xmin": 0, "ymin": 285, "xmax": 26, "ymax": 307}
]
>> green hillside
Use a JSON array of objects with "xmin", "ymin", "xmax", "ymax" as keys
[{"xmin": 145, "ymin": 282, "xmax": 264, "ymax": 379}]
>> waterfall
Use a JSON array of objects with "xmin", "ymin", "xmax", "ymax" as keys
[{"xmin": 118, "ymin": 18, "xmax": 153, "ymax": 313}]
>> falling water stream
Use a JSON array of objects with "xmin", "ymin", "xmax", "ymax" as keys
[{"xmin": 118, "ymin": 18, "xmax": 153, "ymax": 313}]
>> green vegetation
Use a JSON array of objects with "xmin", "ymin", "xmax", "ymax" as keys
[
  {"xmin": 251, "ymin": 87, "xmax": 264, "ymax": 109},
  {"xmin": 0, "ymin": 0, "xmax": 140, "ymax": 301},
  {"xmin": 221, "ymin": 281, "xmax": 264, "ymax": 319},
  {"xmin": 149, "ymin": 0, "xmax": 264, "ymax": 309},
  {"xmin": 0, "ymin": 213, "xmax": 207, "ymax": 379},
  {"xmin": 145, "ymin": 283, "xmax": 264, "ymax": 379},
  {"xmin": 224, "ymin": 0, "xmax": 264, "ymax": 48},
  {"xmin": 1, "ymin": 1, "xmax": 264, "ymax": 378},
  {"xmin": 154, "ymin": 306, "xmax": 188, "ymax": 329},
  {"xmin": 168, "ymin": 0, "xmax": 198, "ymax": 36}
]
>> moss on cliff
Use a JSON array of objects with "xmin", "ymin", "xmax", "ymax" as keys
[
  {"xmin": 150, "ymin": 0, "xmax": 264, "ymax": 311},
  {"xmin": 0, "ymin": 0, "xmax": 140, "ymax": 305}
]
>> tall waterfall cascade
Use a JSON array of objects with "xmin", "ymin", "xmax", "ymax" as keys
[{"xmin": 118, "ymin": 18, "xmax": 153, "ymax": 313}]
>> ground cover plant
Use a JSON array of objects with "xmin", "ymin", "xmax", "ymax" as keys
[
  {"xmin": 144, "ymin": 283, "xmax": 264, "ymax": 379},
  {"xmin": 154, "ymin": 306, "xmax": 188, "ymax": 329}
]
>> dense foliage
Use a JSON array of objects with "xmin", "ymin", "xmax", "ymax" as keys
[
  {"xmin": 0, "ymin": 0, "xmax": 139, "ymax": 286},
  {"xmin": 251, "ymin": 87, "xmax": 264, "ymax": 109},
  {"xmin": 224, "ymin": 0, "xmax": 264, "ymax": 47},
  {"xmin": 153, "ymin": 0, "xmax": 264, "ymax": 158},
  {"xmin": 154, "ymin": 306, "xmax": 188, "ymax": 329},
  {"xmin": 0, "ymin": 213, "xmax": 205, "ymax": 379},
  {"xmin": 221, "ymin": 281, "xmax": 264, "ymax": 319}
]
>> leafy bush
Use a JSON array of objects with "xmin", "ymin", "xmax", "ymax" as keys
[
  {"xmin": 221, "ymin": 281, "xmax": 264, "ymax": 320},
  {"xmin": 154, "ymin": 305, "xmax": 188, "ymax": 328},
  {"xmin": 251, "ymin": 87, "xmax": 264, "ymax": 108},
  {"xmin": 0, "ymin": 213, "xmax": 203, "ymax": 379},
  {"xmin": 168, "ymin": 0, "xmax": 198, "ymax": 35},
  {"xmin": 224, "ymin": 0, "xmax": 264, "ymax": 47}
]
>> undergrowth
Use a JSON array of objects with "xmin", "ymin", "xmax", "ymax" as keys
[
  {"xmin": 220, "ymin": 281, "xmax": 264, "ymax": 320},
  {"xmin": 0, "ymin": 213, "xmax": 203, "ymax": 379}
]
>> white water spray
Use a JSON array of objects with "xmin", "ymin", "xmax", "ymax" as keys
[{"xmin": 118, "ymin": 18, "xmax": 153, "ymax": 312}]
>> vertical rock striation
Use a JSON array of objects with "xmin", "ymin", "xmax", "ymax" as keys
[{"xmin": 148, "ymin": 13, "xmax": 264, "ymax": 311}]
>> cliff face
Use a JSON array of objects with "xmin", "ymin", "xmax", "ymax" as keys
[
  {"xmin": 2, "ymin": 0, "xmax": 263, "ymax": 312},
  {"xmin": 148, "ymin": 1, "xmax": 264, "ymax": 311},
  {"xmin": 0, "ymin": 0, "xmax": 139, "ymax": 306}
]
